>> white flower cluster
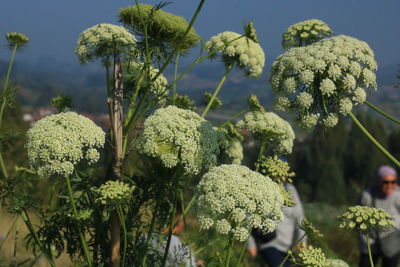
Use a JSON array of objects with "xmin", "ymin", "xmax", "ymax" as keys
[
  {"xmin": 205, "ymin": 31, "xmax": 265, "ymax": 78},
  {"xmin": 338, "ymin": 205, "xmax": 394, "ymax": 233},
  {"xmin": 93, "ymin": 181, "xmax": 135, "ymax": 208},
  {"xmin": 215, "ymin": 127, "xmax": 243, "ymax": 165},
  {"xmin": 236, "ymin": 111, "xmax": 295, "ymax": 155},
  {"xmin": 124, "ymin": 61, "xmax": 169, "ymax": 101},
  {"xmin": 137, "ymin": 106, "xmax": 219, "ymax": 175},
  {"xmin": 293, "ymin": 245, "xmax": 330, "ymax": 267},
  {"xmin": 195, "ymin": 165, "xmax": 284, "ymax": 242},
  {"xmin": 282, "ymin": 19, "xmax": 333, "ymax": 49},
  {"xmin": 26, "ymin": 112, "xmax": 105, "ymax": 176},
  {"xmin": 271, "ymin": 35, "xmax": 377, "ymax": 129},
  {"xmin": 75, "ymin": 23, "xmax": 136, "ymax": 64}
]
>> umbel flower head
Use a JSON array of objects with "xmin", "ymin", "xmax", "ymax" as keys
[
  {"xmin": 119, "ymin": 4, "xmax": 200, "ymax": 51},
  {"xmin": 26, "ymin": 112, "xmax": 105, "ymax": 176},
  {"xmin": 236, "ymin": 111, "xmax": 295, "ymax": 155},
  {"xmin": 292, "ymin": 244, "xmax": 330, "ymax": 267},
  {"xmin": 195, "ymin": 164, "xmax": 284, "ymax": 242},
  {"xmin": 282, "ymin": 19, "xmax": 333, "ymax": 49},
  {"xmin": 271, "ymin": 35, "xmax": 377, "ymax": 129},
  {"xmin": 215, "ymin": 125, "xmax": 244, "ymax": 165},
  {"xmin": 75, "ymin": 23, "xmax": 137, "ymax": 64},
  {"xmin": 93, "ymin": 181, "xmax": 135, "ymax": 209},
  {"xmin": 5, "ymin": 32, "xmax": 29, "ymax": 49},
  {"xmin": 137, "ymin": 106, "xmax": 219, "ymax": 175},
  {"xmin": 124, "ymin": 61, "xmax": 169, "ymax": 102},
  {"xmin": 338, "ymin": 205, "xmax": 395, "ymax": 233},
  {"xmin": 205, "ymin": 31, "xmax": 265, "ymax": 78}
]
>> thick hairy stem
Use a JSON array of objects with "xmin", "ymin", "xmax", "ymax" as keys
[
  {"xmin": 364, "ymin": 100, "xmax": 400, "ymax": 125},
  {"xmin": 21, "ymin": 211, "xmax": 56, "ymax": 267},
  {"xmin": 366, "ymin": 234, "xmax": 375, "ymax": 267},
  {"xmin": 65, "ymin": 175, "xmax": 92, "ymax": 266},
  {"xmin": 111, "ymin": 55, "xmax": 124, "ymax": 267},
  {"xmin": 348, "ymin": 112, "xmax": 400, "ymax": 167},
  {"xmin": 201, "ymin": 64, "xmax": 233, "ymax": 118}
]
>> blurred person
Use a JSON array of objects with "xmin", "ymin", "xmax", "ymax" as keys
[
  {"xmin": 248, "ymin": 183, "xmax": 306, "ymax": 267},
  {"xmin": 358, "ymin": 165, "xmax": 400, "ymax": 267}
]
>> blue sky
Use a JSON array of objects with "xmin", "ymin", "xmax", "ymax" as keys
[{"xmin": 0, "ymin": 0, "xmax": 399, "ymax": 68}]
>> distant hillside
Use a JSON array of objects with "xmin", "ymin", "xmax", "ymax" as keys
[{"xmin": 0, "ymin": 59, "xmax": 399, "ymax": 117}]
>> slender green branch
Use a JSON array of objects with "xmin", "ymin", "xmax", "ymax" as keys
[
  {"xmin": 0, "ymin": 44, "xmax": 17, "ymax": 129},
  {"xmin": 65, "ymin": 175, "xmax": 92, "ymax": 266},
  {"xmin": 224, "ymin": 235, "xmax": 234, "ymax": 267},
  {"xmin": 12, "ymin": 215, "xmax": 20, "ymax": 265},
  {"xmin": 235, "ymin": 237, "xmax": 249, "ymax": 267},
  {"xmin": 117, "ymin": 207, "xmax": 128, "ymax": 267},
  {"xmin": 21, "ymin": 211, "xmax": 56, "ymax": 267},
  {"xmin": 278, "ymin": 232, "xmax": 307, "ymax": 267},
  {"xmin": 201, "ymin": 64, "xmax": 233, "ymax": 118},
  {"xmin": 141, "ymin": 204, "xmax": 158, "ymax": 267},
  {"xmin": 366, "ymin": 234, "xmax": 374, "ymax": 267},
  {"xmin": 219, "ymin": 108, "xmax": 249, "ymax": 129},
  {"xmin": 364, "ymin": 100, "xmax": 400, "ymax": 125},
  {"xmin": 348, "ymin": 112, "xmax": 400, "ymax": 167},
  {"xmin": 171, "ymin": 35, "xmax": 245, "ymax": 87},
  {"xmin": 0, "ymin": 151, "xmax": 8, "ymax": 179},
  {"xmin": 161, "ymin": 191, "xmax": 178, "ymax": 267},
  {"xmin": 172, "ymin": 51, "xmax": 181, "ymax": 105}
]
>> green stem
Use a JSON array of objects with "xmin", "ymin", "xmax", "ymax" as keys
[
  {"xmin": 161, "ymin": 192, "xmax": 178, "ymax": 267},
  {"xmin": 364, "ymin": 100, "xmax": 400, "ymax": 125},
  {"xmin": 201, "ymin": 64, "xmax": 233, "ymax": 118},
  {"xmin": 348, "ymin": 112, "xmax": 400, "ymax": 167},
  {"xmin": 0, "ymin": 151, "xmax": 8, "ymax": 179},
  {"xmin": 224, "ymin": 236, "xmax": 233, "ymax": 267},
  {"xmin": 194, "ymin": 237, "xmax": 220, "ymax": 254},
  {"xmin": 219, "ymin": 108, "xmax": 249, "ymax": 129},
  {"xmin": 21, "ymin": 211, "xmax": 56, "ymax": 267},
  {"xmin": 173, "ymin": 51, "xmax": 181, "ymax": 105},
  {"xmin": 150, "ymin": 0, "xmax": 206, "ymax": 84},
  {"xmin": 12, "ymin": 215, "xmax": 20, "ymax": 266},
  {"xmin": 179, "ymin": 190, "xmax": 193, "ymax": 267},
  {"xmin": 366, "ymin": 234, "xmax": 374, "ymax": 267},
  {"xmin": 171, "ymin": 35, "xmax": 245, "ymax": 87},
  {"xmin": 0, "ymin": 44, "xmax": 17, "ymax": 130},
  {"xmin": 117, "ymin": 207, "xmax": 128, "ymax": 267},
  {"xmin": 235, "ymin": 237, "xmax": 249, "ymax": 267},
  {"xmin": 141, "ymin": 205, "xmax": 158, "ymax": 267},
  {"xmin": 105, "ymin": 62, "xmax": 111, "ymax": 97},
  {"xmin": 65, "ymin": 175, "xmax": 92, "ymax": 266},
  {"xmin": 278, "ymin": 252, "xmax": 291, "ymax": 267}
]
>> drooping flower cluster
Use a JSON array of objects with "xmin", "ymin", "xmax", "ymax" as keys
[
  {"xmin": 119, "ymin": 4, "xmax": 200, "ymax": 51},
  {"xmin": 255, "ymin": 156, "xmax": 295, "ymax": 184},
  {"xmin": 75, "ymin": 23, "xmax": 137, "ymax": 64},
  {"xmin": 338, "ymin": 205, "xmax": 395, "ymax": 233},
  {"xmin": 301, "ymin": 218, "xmax": 324, "ymax": 244},
  {"xmin": 26, "ymin": 112, "xmax": 105, "ymax": 176},
  {"xmin": 236, "ymin": 111, "xmax": 295, "ymax": 155},
  {"xmin": 93, "ymin": 181, "xmax": 135, "ymax": 209},
  {"xmin": 137, "ymin": 106, "xmax": 219, "ymax": 175},
  {"xmin": 282, "ymin": 19, "xmax": 333, "ymax": 49},
  {"xmin": 215, "ymin": 124, "xmax": 244, "ymax": 165},
  {"xmin": 195, "ymin": 165, "xmax": 284, "ymax": 242},
  {"xmin": 292, "ymin": 245, "xmax": 330, "ymax": 267},
  {"xmin": 255, "ymin": 156, "xmax": 296, "ymax": 206},
  {"xmin": 205, "ymin": 31, "xmax": 265, "ymax": 78},
  {"xmin": 124, "ymin": 61, "xmax": 169, "ymax": 101},
  {"xmin": 271, "ymin": 35, "xmax": 377, "ymax": 129},
  {"xmin": 5, "ymin": 32, "xmax": 29, "ymax": 48},
  {"xmin": 328, "ymin": 259, "xmax": 350, "ymax": 267}
]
